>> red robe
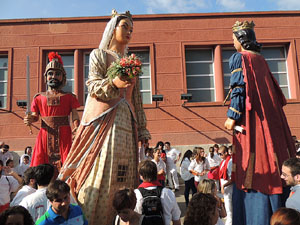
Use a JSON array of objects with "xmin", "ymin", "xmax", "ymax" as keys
[
  {"xmin": 30, "ymin": 92, "xmax": 80, "ymax": 167},
  {"xmin": 232, "ymin": 51, "xmax": 296, "ymax": 195}
]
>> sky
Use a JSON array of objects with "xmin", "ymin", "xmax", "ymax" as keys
[{"xmin": 1, "ymin": 0, "xmax": 300, "ymax": 20}]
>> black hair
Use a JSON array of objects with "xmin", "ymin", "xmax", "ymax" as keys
[
  {"xmin": 23, "ymin": 167, "xmax": 36, "ymax": 186},
  {"xmin": 6, "ymin": 159, "xmax": 13, "ymax": 166},
  {"xmin": 165, "ymin": 142, "xmax": 171, "ymax": 146},
  {"xmin": 180, "ymin": 150, "xmax": 193, "ymax": 166},
  {"xmin": 46, "ymin": 180, "xmax": 70, "ymax": 201},
  {"xmin": 155, "ymin": 141, "xmax": 164, "ymax": 149},
  {"xmin": 113, "ymin": 188, "xmax": 137, "ymax": 212},
  {"xmin": 0, "ymin": 206, "xmax": 34, "ymax": 225},
  {"xmin": 0, "ymin": 159, "xmax": 3, "ymax": 166},
  {"xmin": 2, "ymin": 144, "xmax": 9, "ymax": 150},
  {"xmin": 24, "ymin": 146, "xmax": 32, "ymax": 154},
  {"xmin": 234, "ymin": 29, "xmax": 262, "ymax": 53},
  {"xmin": 283, "ymin": 158, "xmax": 300, "ymax": 177},
  {"xmin": 116, "ymin": 15, "xmax": 133, "ymax": 27},
  {"xmin": 34, "ymin": 164, "xmax": 54, "ymax": 186}
]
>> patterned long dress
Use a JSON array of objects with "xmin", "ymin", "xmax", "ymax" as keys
[{"xmin": 59, "ymin": 48, "xmax": 151, "ymax": 225}]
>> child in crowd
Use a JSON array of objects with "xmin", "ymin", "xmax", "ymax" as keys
[
  {"xmin": 188, "ymin": 147, "xmax": 210, "ymax": 188},
  {"xmin": 36, "ymin": 180, "xmax": 88, "ymax": 225},
  {"xmin": 15, "ymin": 155, "xmax": 30, "ymax": 177},
  {"xmin": 270, "ymin": 207, "xmax": 300, "ymax": 225},
  {"xmin": 113, "ymin": 188, "xmax": 144, "ymax": 225},
  {"xmin": 184, "ymin": 193, "xmax": 219, "ymax": 225},
  {"xmin": 197, "ymin": 179, "xmax": 226, "ymax": 225},
  {"xmin": 0, "ymin": 206, "xmax": 34, "ymax": 225},
  {"xmin": 152, "ymin": 148, "xmax": 166, "ymax": 186},
  {"xmin": 180, "ymin": 150, "xmax": 197, "ymax": 207}
]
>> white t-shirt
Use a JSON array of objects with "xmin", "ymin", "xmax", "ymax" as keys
[
  {"xmin": 134, "ymin": 187, "xmax": 181, "ymax": 225},
  {"xmin": 14, "ymin": 164, "xmax": 30, "ymax": 177},
  {"xmin": 188, "ymin": 158, "xmax": 210, "ymax": 182},
  {"xmin": 19, "ymin": 188, "xmax": 50, "ymax": 222},
  {"xmin": 180, "ymin": 158, "xmax": 194, "ymax": 181},
  {"xmin": 207, "ymin": 154, "xmax": 222, "ymax": 167},
  {"xmin": 0, "ymin": 151, "xmax": 13, "ymax": 164},
  {"xmin": 0, "ymin": 175, "xmax": 19, "ymax": 205},
  {"xmin": 152, "ymin": 158, "xmax": 166, "ymax": 174},
  {"xmin": 165, "ymin": 148, "xmax": 180, "ymax": 169},
  {"xmin": 10, "ymin": 185, "xmax": 36, "ymax": 206}
]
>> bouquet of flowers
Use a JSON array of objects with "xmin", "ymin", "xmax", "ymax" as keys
[{"xmin": 107, "ymin": 53, "xmax": 143, "ymax": 80}]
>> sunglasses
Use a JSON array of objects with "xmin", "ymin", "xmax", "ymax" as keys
[{"xmin": 218, "ymin": 153, "xmax": 224, "ymax": 156}]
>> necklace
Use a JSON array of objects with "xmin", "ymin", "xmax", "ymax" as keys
[{"xmin": 106, "ymin": 49, "xmax": 124, "ymax": 59}]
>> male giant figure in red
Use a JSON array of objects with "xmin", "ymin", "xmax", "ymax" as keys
[
  {"xmin": 224, "ymin": 21, "xmax": 296, "ymax": 225},
  {"xmin": 24, "ymin": 52, "xmax": 80, "ymax": 171}
]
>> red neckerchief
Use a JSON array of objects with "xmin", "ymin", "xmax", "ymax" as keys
[
  {"xmin": 219, "ymin": 156, "xmax": 231, "ymax": 180},
  {"xmin": 138, "ymin": 181, "xmax": 162, "ymax": 188}
]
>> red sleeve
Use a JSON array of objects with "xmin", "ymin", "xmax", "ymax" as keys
[
  {"xmin": 30, "ymin": 96, "xmax": 40, "ymax": 114},
  {"xmin": 71, "ymin": 94, "xmax": 80, "ymax": 109}
]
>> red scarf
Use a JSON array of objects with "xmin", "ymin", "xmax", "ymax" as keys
[
  {"xmin": 219, "ymin": 156, "xmax": 231, "ymax": 180},
  {"xmin": 138, "ymin": 181, "xmax": 162, "ymax": 188}
]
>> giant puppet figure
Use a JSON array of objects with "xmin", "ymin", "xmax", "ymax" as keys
[
  {"xmin": 24, "ymin": 52, "xmax": 80, "ymax": 170},
  {"xmin": 224, "ymin": 21, "xmax": 296, "ymax": 225},
  {"xmin": 58, "ymin": 10, "xmax": 151, "ymax": 225}
]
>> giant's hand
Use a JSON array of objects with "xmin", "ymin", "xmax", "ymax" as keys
[
  {"xmin": 224, "ymin": 118, "xmax": 236, "ymax": 130},
  {"xmin": 24, "ymin": 113, "xmax": 38, "ymax": 126},
  {"xmin": 113, "ymin": 76, "xmax": 134, "ymax": 89}
]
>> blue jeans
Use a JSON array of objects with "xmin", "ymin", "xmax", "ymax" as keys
[
  {"xmin": 232, "ymin": 184, "xmax": 282, "ymax": 225},
  {"xmin": 184, "ymin": 177, "xmax": 197, "ymax": 206}
]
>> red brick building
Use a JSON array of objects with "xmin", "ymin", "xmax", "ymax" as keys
[{"xmin": 0, "ymin": 11, "xmax": 300, "ymax": 151}]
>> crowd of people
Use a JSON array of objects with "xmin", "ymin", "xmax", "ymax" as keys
[{"xmin": 1, "ymin": 140, "xmax": 300, "ymax": 225}]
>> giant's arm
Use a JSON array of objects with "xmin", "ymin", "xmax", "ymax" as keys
[
  {"xmin": 86, "ymin": 49, "xmax": 120, "ymax": 101},
  {"xmin": 227, "ymin": 52, "xmax": 246, "ymax": 122}
]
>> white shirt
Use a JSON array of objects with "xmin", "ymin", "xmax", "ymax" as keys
[
  {"xmin": 19, "ymin": 188, "xmax": 50, "ymax": 222},
  {"xmin": 0, "ymin": 175, "xmax": 19, "ymax": 205},
  {"xmin": 10, "ymin": 185, "xmax": 36, "ymax": 206},
  {"xmin": 207, "ymin": 154, "xmax": 222, "ymax": 167},
  {"xmin": 180, "ymin": 158, "xmax": 194, "ymax": 181},
  {"xmin": 166, "ymin": 148, "xmax": 180, "ymax": 169},
  {"xmin": 134, "ymin": 187, "xmax": 181, "ymax": 225},
  {"xmin": 14, "ymin": 164, "xmax": 30, "ymax": 177},
  {"xmin": 152, "ymin": 158, "xmax": 166, "ymax": 174},
  {"xmin": 0, "ymin": 151, "xmax": 13, "ymax": 164},
  {"xmin": 188, "ymin": 158, "xmax": 210, "ymax": 182}
]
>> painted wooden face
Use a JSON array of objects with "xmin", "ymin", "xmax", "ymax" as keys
[
  {"xmin": 113, "ymin": 18, "xmax": 133, "ymax": 45},
  {"xmin": 232, "ymin": 33, "xmax": 242, "ymax": 52}
]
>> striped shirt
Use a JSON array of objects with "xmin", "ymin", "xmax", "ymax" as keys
[{"xmin": 35, "ymin": 204, "xmax": 88, "ymax": 225}]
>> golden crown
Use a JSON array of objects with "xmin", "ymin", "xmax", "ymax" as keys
[
  {"xmin": 232, "ymin": 20, "xmax": 255, "ymax": 32},
  {"xmin": 111, "ymin": 9, "xmax": 132, "ymax": 19}
]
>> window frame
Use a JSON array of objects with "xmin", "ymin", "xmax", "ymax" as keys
[{"xmin": 0, "ymin": 48, "xmax": 12, "ymax": 111}]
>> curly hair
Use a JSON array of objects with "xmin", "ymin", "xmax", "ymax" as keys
[
  {"xmin": 234, "ymin": 29, "xmax": 262, "ymax": 53},
  {"xmin": 0, "ymin": 206, "xmax": 34, "ymax": 225},
  {"xmin": 184, "ymin": 193, "xmax": 217, "ymax": 225}
]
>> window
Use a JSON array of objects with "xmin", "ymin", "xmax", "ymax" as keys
[
  {"xmin": 61, "ymin": 54, "xmax": 74, "ymax": 93},
  {"xmin": 129, "ymin": 50, "xmax": 152, "ymax": 104},
  {"xmin": 261, "ymin": 46, "xmax": 289, "ymax": 98},
  {"xmin": 185, "ymin": 49, "xmax": 215, "ymax": 102},
  {"xmin": 0, "ymin": 55, "xmax": 8, "ymax": 108},
  {"xmin": 222, "ymin": 49, "xmax": 236, "ymax": 98},
  {"xmin": 84, "ymin": 53, "xmax": 90, "ymax": 102}
]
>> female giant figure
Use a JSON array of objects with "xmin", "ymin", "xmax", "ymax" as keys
[{"xmin": 59, "ymin": 10, "xmax": 151, "ymax": 225}]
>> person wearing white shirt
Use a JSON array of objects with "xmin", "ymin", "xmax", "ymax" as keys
[
  {"xmin": 15, "ymin": 155, "xmax": 30, "ymax": 177},
  {"xmin": 164, "ymin": 142, "xmax": 181, "ymax": 191},
  {"xmin": 19, "ymin": 146, "xmax": 32, "ymax": 165},
  {"xmin": 152, "ymin": 148, "xmax": 166, "ymax": 186},
  {"xmin": 188, "ymin": 147, "xmax": 210, "ymax": 188},
  {"xmin": 19, "ymin": 164, "xmax": 54, "ymax": 222},
  {"xmin": 0, "ymin": 159, "xmax": 22, "ymax": 213},
  {"xmin": 134, "ymin": 160, "xmax": 181, "ymax": 225},
  {"xmin": 180, "ymin": 150, "xmax": 197, "ymax": 207},
  {"xmin": 207, "ymin": 146, "xmax": 222, "ymax": 190},
  {"xmin": 10, "ymin": 167, "xmax": 36, "ymax": 206},
  {"xmin": 0, "ymin": 145, "xmax": 13, "ymax": 167}
]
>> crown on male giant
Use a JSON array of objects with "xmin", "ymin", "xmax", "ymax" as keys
[
  {"xmin": 232, "ymin": 21, "xmax": 255, "ymax": 32},
  {"xmin": 111, "ymin": 9, "xmax": 132, "ymax": 19}
]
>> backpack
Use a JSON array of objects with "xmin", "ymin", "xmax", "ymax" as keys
[{"xmin": 138, "ymin": 186, "xmax": 165, "ymax": 225}]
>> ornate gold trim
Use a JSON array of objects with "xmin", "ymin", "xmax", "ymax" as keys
[
  {"xmin": 231, "ymin": 68, "xmax": 243, "ymax": 74},
  {"xmin": 232, "ymin": 21, "xmax": 255, "ymax": 32},
  {"xmin": 229, "ymin": 107, "xmax": 242, "ymax": 115},
  {"xmin": 111, "ymin": 9, "xmax": 132, "ymax": 19}
]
